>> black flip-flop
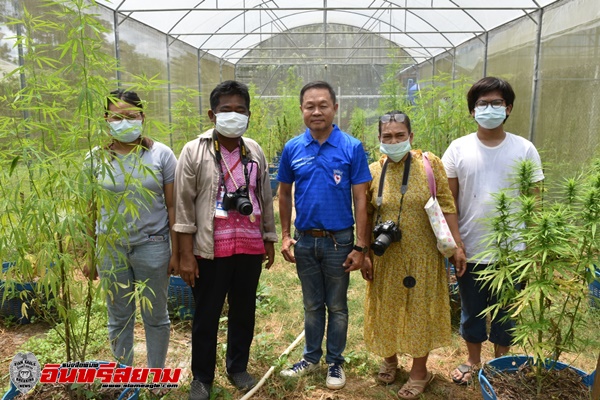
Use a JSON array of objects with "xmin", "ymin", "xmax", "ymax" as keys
[{"xmin": 451, "ymin": 364, "xmax": 473, "ymax": 385}]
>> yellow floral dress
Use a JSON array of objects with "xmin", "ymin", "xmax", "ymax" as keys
[{"xmin": 364, "ymin": 150, "xmax": 456, "ymax": 358}]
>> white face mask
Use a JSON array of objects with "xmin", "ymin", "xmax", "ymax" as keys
[
  {"xmin": 215, "ymin": 112, "xmax": 249, "ymax": 138},
  {"xmin": 108, "ymin": 119, "xmax": 143, "ymax": 143},
  {"xmin": 474, "ymin": 106, "xmax": 506, "ymax": 130},
  {"xmin": 380, "ymin": 139, "xmax": 411, "ymax": 163}
]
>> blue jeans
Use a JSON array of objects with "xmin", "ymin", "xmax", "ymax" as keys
[
  {"xmin": 457, "ymin": 262, "xmax": 515, "ymax": 347},
  {"xmin": 294, "ymin": 228, "xmax": 353, "ymax": 365},
  {"xmin": 99, "ymin": 239, "xmax": 171, "ymax": 368}
]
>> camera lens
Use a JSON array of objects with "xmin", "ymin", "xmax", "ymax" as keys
[
  {"xmin": 236, "ymin": 197, "xmax": 253, "ymax": 216},
  {"xmin": 371, "ymin": 233, "xmax": 392, "ymax": 256}
]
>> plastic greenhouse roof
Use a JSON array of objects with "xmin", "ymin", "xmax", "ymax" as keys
[{"xmin": 96, "ymin": 0, "xmax": 561, "ymax": 64}]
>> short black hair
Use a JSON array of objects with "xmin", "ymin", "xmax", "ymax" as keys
[
  {"xmin": 378, "ymin": 110, "xmax": 411, "ymax": 135},
  {"xmin": 467, "ymin": 77, "xmax": 515, "ymax": 113},
  {"xmin": 299, "ymin": 81, "xmax": 336, "ymax": 106},
  {"xmin": 209, "ymin": 80, "xmax": 250, "ymax": 111},
  {"xmin": 105, "ymin": 89, "xmax": 143, "ymax": 115}
]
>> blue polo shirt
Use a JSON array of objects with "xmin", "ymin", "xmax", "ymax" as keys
[{"xmin": 277, "ymin": 125, "xmax": 371, "ymax": 231}]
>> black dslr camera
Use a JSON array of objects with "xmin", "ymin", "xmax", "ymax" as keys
[
  {"xmin": 223, "ymin": 186, "xmax": 253, "ymax": 216},
  {"xmin": 371, "ymin": 220, "xmax": 401, "ymax": 256}
]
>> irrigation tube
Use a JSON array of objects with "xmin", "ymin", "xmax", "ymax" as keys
[{"xmin": 239, "ymin": 330, "xmax": 305, "ymax": 400}]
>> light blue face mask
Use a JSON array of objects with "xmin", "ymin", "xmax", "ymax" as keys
[
  {"xmin": 380, "ymin": 139, "xmax": 411, "ymax": 162},
  {"xmin": 474, "ymin": 106, "xmax": 506, "ymax": 129},
  {"xmin": 108, "ymin": 119, "xmax": 143, "ymax": 143}
]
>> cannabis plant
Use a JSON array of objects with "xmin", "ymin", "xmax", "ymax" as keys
[
  {"xmin": 477, "ymin": 159, "xmax": 600, "ymax": 394},
  {"xmin": 0, "ymin": 0, "xmax": 164, "ymax": 372},
  {"xmin": 377, "ymin": 52, "xmax": 410, "ymax": 115},
  {"xmin": 407, "ymin": 73, "xmax": 475, "ymax": 156}
]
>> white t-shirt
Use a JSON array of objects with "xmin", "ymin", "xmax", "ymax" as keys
[{"xmin": 442, "ymin": 132, "xmax": 544, "ymax": 262}]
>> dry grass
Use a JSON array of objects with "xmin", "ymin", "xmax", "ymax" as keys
[
  {"xmin": 143, "ymin": 242, "xmax": 598, "ymax": 400},
  {"xmin": 1, "ymin": 244, "xmax": 599, "ymax": 399}
]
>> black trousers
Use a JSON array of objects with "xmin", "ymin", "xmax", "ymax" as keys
[{"xmin": 191, "ymin": 254, "xmax": 263, "ymax": 384}]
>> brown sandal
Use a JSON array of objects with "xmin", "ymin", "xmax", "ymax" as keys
[
  {"xmin": 377, "ymin": 358, "xmax": 398, "ymax": 384},
  {"xmin": 397, "ymin": 372, "xmax": 434, "ymax": 399}
]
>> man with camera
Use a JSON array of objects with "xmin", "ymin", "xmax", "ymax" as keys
[
  {"xmin": 277, "ymin": 81, "xmax": 371, "ymax": 390},
  {"xmin": 174, "ymin": 80, "xmax": 277, "ymax": 400}
]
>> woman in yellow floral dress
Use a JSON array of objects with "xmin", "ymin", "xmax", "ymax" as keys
[{"xmin": 361, "ymin": 111, "xmax": 466, "ymax": 399}]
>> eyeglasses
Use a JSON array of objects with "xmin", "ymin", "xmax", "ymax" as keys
[
  {"xmin": 380, "ymin": 113, "xmax": 406, "ymax": 124},
  {"xmin": 107, "ymin": 112, "xmax": 142, "ymax": 121},
  {"xmin": 475, "ymin": 99, "xmax": 505, "ymax": 110}
]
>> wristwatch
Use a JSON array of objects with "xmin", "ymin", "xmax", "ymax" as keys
[{"xmin": 353, "ymin": 245, "xmax": 369, "ymax": 254}]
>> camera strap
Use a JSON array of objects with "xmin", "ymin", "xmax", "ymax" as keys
[
  {"xmin": 374, "ymin": 152, "xmax": 412, "ymax": 226},
  {"xmin": 212, "ymin": 130, "xmax": 251, "ymax": 194}
]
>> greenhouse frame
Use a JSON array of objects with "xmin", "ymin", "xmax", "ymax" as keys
[
  {"xmin": 1, "ymin": 0, "xmax": 599, "ymax": 167},
  {"xmin": 2, "ymin": 2, "xmax": 600, "ymax": 400}
]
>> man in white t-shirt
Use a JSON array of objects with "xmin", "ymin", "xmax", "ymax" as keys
[{"xmin": 442, "ymin": 77, "xmax": 544, "ymax": 385}]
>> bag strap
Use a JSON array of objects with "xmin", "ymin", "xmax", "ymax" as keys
[{"xmin": 423, "ymin": 152, "xmax": 436, "ymax": 198}]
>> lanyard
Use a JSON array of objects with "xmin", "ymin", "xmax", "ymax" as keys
[
  {"xmin": 374, "ymin": 152, "xmax": 412, "ymax": 226},
  {"xmin": 212, "ymin": 131, "xmax": 251, "ymax": 193}
]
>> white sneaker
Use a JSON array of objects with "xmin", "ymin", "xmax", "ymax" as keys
[
  {"xmin": 280, "ymin": 359, "xmax": 319, "ymax": 377},
  {"xmin": 326, "ymin": 363, "xmax": 346, "ymax": 390}
]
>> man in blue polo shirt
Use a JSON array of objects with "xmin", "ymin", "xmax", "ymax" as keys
[{"xmin": 277, "ymin": 81, "xmax": 371, "ymax": 390}]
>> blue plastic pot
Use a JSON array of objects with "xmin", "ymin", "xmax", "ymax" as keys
[
  {"xmin": 445, "ymin": 258, "xmax": 460, "ymax": 303},
  {"xmin": 1, "ymin": 262, "xmax": 37, "ymax": 324},
  {"xmin": 590, "ymin": 269, "xmax": 600, "ymax": 308},
  {"xmin": 168, "ymin": 275, "xmax": 195, "ymax": 320},
  {"xmin": 478, "ymin": 355, "xmax": 596, "ymax": 400},
  {"xmin": 2, "ymin": 361, "xmax": 140, "ymax": 400},
  {"xmin": 269, "ymin": 174, "xmax": 279, "ymax": 197}
]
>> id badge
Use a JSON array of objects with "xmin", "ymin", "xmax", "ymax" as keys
[{"xmin": 215, "ymin": 185, "xmax": 228, "ymax": 219}]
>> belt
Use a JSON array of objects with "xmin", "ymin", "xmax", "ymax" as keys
[{"xmin": 301, "ymin": 229, "xmax": 336, "ymax": 238}]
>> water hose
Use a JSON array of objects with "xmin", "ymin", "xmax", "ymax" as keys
[{"xmin": 239, "ymin": 330, "xmax": 305, "ymax": 400}]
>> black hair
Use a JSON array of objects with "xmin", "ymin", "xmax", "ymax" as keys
[
  {"xmin": 378, "ymin": 110, "xmax": 411, "ymax": 135},
  {"xmin": 299, "ymin": 81, "xmax": 336, "ymax": 106},
  {"xmin": 105, "ymin": 89, "xmax": 153, "ymax": 149},
  {"xmin": 467, "ymin": 77, "xmax": 515, "ymax": 114},
  {"xmin": 105, "ymin": 89, "xmax": 144, "ymax": 114},
  {"xmin": 209, "ymin": 80, "xmax": 251, "ymax": 111}
]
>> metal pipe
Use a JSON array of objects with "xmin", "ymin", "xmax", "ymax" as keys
[
  {"xmin": 168, "ymin": 30, "xmax": 486, "ymax": 36},
  {"xmin": 116, "ymin": 7, "xmax": 543, "ymax": 12},
  {"xmin": 197, "ymin": 48, "xmax": 203, "ymax": 116},
  {"xmin": 482, "ymin": 31, "xmax": 488, "ymax": 77},
  {"xmin": 113, "ymin": 10, "xmax": 121, "ymax": 85},
  {"xmin": 13, "ymin": 1, "xmax": 29, "ymax": 125},
  {"xmin": 233, "ymin": 55, "xmax": 417, "ymax": 60},
  {"xmin": 166, "ymin": 35, "xmax": 173, "ymax": 149},
  {"xmin": 210, "ymin": 45, "xmax": 454, "ymax": 51},
  {"xmin": 528, "ymin": 9, "xmax": 544, "ymax": 144}
]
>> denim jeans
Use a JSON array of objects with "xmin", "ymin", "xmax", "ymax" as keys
[
  {"xmin": 99, "ymin": 239, "xmax": 171, "ymax": 368},
  {"xmin": 294, "ymin": 228, "xmax": 353, "ymax": 365},
  {"xmin": 457, "ymin": 262, "xmax": 515, "ymax": 347}
]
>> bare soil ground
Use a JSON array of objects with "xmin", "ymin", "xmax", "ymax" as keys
[
  {"xmin": 2, "ymin": 221, "xmax": 598, "ymax": 400},
  {"xmin": 2, "ymin": 288, "xmax": 597, "ymax": 399}
]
